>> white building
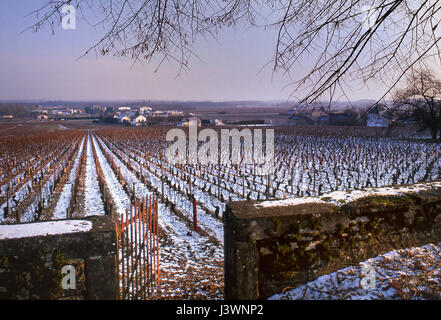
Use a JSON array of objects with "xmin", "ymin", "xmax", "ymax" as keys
[
  {"xmin": 117, "ymin": 115, "xmax": 131, "ymax": 123},
  {"xmin": 139, "ymin": 107, "xmax": 153, "ymax": 113},
  {"xmin": 152, "ymin": 110, "xmax": 166, "ymax": 117},
  {"xmin": 178, "ymin": 117, "xmax": 201, "ymax": 127},
  {"xmin": 134, "ymin": 115, "xmax": 147, "ymax": 126},
  {"xmin": 166, "ymin": 110, "xmax": 184, "ymax": 116}
]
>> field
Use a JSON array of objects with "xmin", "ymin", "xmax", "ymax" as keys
[{"xmin": 0, "ymin": 123, "xmax": 440, "ymax": 299}]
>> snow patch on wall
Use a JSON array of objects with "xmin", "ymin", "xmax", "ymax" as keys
[
  {"xmin": 256, "ymin": 181, "xmax": 441, "ymax": 208},
  {"xmin": 0, "ymin": 219, "xmax": 92, "ymax": 240}
]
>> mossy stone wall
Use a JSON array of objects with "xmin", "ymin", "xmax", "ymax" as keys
[
  {"xmin": 224, "ymin": 188, "xmax": 441, "ymax": 300},
  {"xmin": 0, "ymin": 216, "xmax": 118, "ymax": 300}
]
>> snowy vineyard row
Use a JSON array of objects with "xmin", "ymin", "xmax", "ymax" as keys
[{"xmin": 98, "ymin": 127, "xmax": 441, "ymax": 203}]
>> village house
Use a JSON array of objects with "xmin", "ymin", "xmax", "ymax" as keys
[
  {"xmin": 316, "ymin": 115, "xmax": 330, "ymax": 126},
  {"xmin": 67, "ymin": 108, "xmax": 84, "ymax": 114},
  {"xmin": 152, "ymin": 110, "xmax": 167, "ymax": 117},
  {"xmin": 117, "ymin": 114, "xmax": 131, "ymax": 124},
  {"xmin": 328, "ymin": 112, "xmax": 358, "ymax": 126},
  {"xmin": 139, "ymin": 106, "xmax": 153, "ymax": 113},
  {"xmin": 311, "ymin": 107, "xmax": 328, "ymax": 121},
  {"xmin": 131, "ymin": 114, "xmax": 147, "ymax": 126},
  {"xmin": 366, "ymin": 105, "xmax": 393, "ymax": 127},
  {"xmin": 166, "ymin": 110, "xmax": 184, "ymax": 117},
  {"xmin": 177, "ymin": 117, "xmax": 202, "ymax": 127}
]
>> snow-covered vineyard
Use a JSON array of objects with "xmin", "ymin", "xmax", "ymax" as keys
[
  {"xmin": 269, "ymin": 242, "xmax": 441, "ymax": 300},
  {"xmin": 0, "ymin": 126, "xmax": 440, "ymax": 299}
]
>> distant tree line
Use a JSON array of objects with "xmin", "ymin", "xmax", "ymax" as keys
[{"xmin": 0, "ymin": 103, "xmax": 33, "ymax": 118}]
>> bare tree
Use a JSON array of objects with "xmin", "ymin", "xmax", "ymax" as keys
[
  {"xmin": 393, "ymin": 69, "xmax": 441, "ymax": 140},
  {"xmin": 27, "ymin": 0, "xmax": 441, "ymax": 103}
]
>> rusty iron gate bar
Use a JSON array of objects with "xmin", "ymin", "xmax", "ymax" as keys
[{"xmin": 115, "ymin": 195, "xmax": 160, "ymax": 299}]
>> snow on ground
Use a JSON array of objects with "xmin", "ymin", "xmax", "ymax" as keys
[
  {"xmin": 269, "ymin": 242, "xmax": 441, "ymax": 300},
  {"xmin": 95, "ymin": 134, "xmax": 223, "ymax": 299},
  {"xmin": 84, "ymin": 133, "xmax": 105, "ymax": 216},
  {"xmin": 53, "ymin": 137, "xmax": 85, "ymax": 219},
  {"xmin": 256, "ymin": 197, "xmax": 327, "ymax": 208},
  {"xmin": 20, "ymin": 171, "xmax": 56, "ymax": 222},
  {"xmin": 0, "ymin": 179, "xmax": 33, "ymax": 221},
  {"xmin": 92, "ymin": 134, "xmax": 130, "ymax": 216},
  {"xmin": 0, "ymin": 220, "xmax": 92, "ymax": 240},
  {"xmin": 159, "ymin": 181, "xmax": 224, "ymax": 244},
  {"xmin": 57, "ymin": 125, "xmax": 69, "ymax": 130},
  {"xmin": 256, "ymin": 181, "xmax": 441, "ymax": 208},
  {"xmin": 0, "ymin": 148, "xmax": 65, "ymax": 221},
  {"xmin": 97, "ymin": 133, "xmax": 223, "ymax": 259},
  {"xmin": 95, "ymin": 135, "xmax": 151, "ymax": 199},
  {"xmin": 117, "ymin": 144, "xmax": 225, "ymax": 244},
  {"xmin": 155, "ymin": 201, "xmax": 224, "ymax": 299}
]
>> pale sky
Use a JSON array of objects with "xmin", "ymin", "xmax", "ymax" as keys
[{"xmin": 0, "ymin": 0, "xmax": 384, "ymax": 102}]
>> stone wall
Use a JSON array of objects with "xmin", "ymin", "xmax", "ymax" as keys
[
  {"xmin": 0, "ymin": 216, "xmax": 118, "ymax": 300},
  {"xmin": 224, "ymin": 183, "xmax": 441, "ymax": 300}
]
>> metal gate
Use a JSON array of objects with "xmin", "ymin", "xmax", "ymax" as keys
[{"xmin": 115, "ymin": 195, "xmax": 160, "ymax": 299}]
